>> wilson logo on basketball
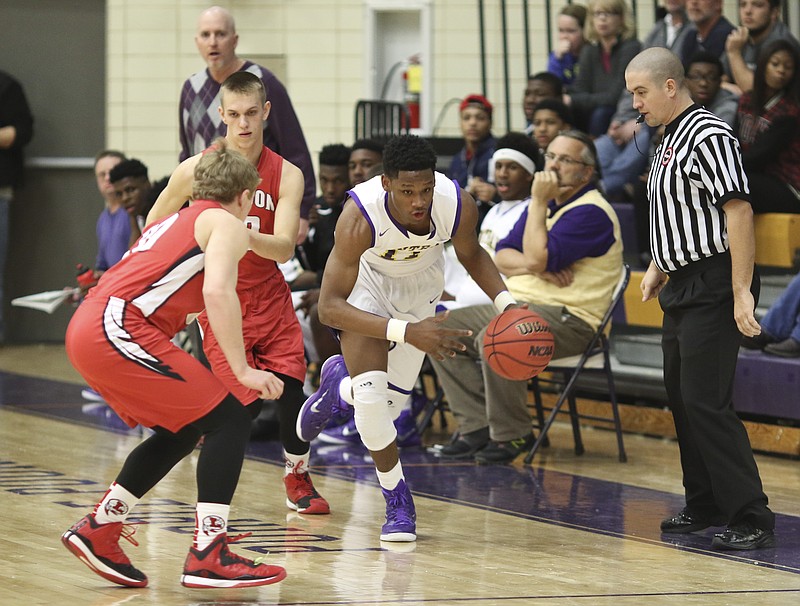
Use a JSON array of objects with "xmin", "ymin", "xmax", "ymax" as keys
[{"xmin": 515, "ymin": 321, "xmax": 549, "ymax": 335}]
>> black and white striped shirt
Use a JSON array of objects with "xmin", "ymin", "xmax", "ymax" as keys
[{"xmin": 647, "ymin": 105, "xmax": 751, "ymax": 273}]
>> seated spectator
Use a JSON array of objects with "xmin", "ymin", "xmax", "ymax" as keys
[
  {"xmin": 685, "ymin": 51, "xmax": 739, "ymax": 126},
  {"xmin": 723, "ymin": 0, "xmax": 799, "ymax": 95},
  {"xmin": 530, "ymin": 99, "xmax": 574, "ymax": 162},
  {"xmin": 565, "ymin": 0, "xmax": 641, "ymax": 136},
  {"xmin": 109, "ymin": 158, "xmax": 151, "ymax": 246},
  {"xmin": 523, "ymin": 72, "xmax": 564, "ymax": 135},
  {"xmin": 448, "ymin": 94, "xmax": 498, "ymax": 225},
  {"xmin": 644, "ymin": 0, "xmax": 690, "ymax": 52},
  {"xmin": 736, "ymin": 39, "xmax": 800, "ymax": 213},
  {"xmin": 441, "ymin": 132, "xmax": 539, "ymax": 310},
  {"xmin": 91, "ymin": 150, "xmax": 128, "ymax": 279},
  {"xmin": 430, "ymin": 131, "xmax": 622, "ymax": 464},
  {"xmin": 593, "ymin": 0, "xmax": 689, "ymax": 200},
  {"xmin": 742, "ymin": 271, "xmax": 800, "ymax": 357},
  {"xmin": 348, "ymin": 139, "xmax": 384, "ymax": 187},
  {"xmin": 548, "ymin": 4, "xmax": 588, "ymax": 89},
  {"xmin": 677, "ymin": 0, "xmax": 734, "ymax": 63},
  {"xmin": 295, "ymin": 143, "xmax": 353, "ymax": 363}
]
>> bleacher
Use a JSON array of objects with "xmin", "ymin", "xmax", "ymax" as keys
[{"xmin": 573, "ymin": 212, "xmax": 800, "ymax": 455}]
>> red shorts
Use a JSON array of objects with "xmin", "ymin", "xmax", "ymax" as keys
[
  {"xmin": 66, "ymin": 298, "xmax": 229, "ymax": 432},
  {"xmin": 199, "ymin": 278, "xmax": 306, "ymax": 405}
]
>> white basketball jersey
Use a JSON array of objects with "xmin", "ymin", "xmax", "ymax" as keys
[{"xmin": 347, "ymin": 173, "xmax": 462, "ymax": 278}]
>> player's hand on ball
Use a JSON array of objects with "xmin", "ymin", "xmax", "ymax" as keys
[
  {"xmin": 405, "ymin": 311, "xmax": 472, "ymax": 361},
  {"xmin": 241, "ymin": 368, "xmax": 284, "ymax": 400}
]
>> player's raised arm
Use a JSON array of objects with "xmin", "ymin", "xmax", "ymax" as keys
[{"xmin": 247, "ymin": 159, "xmax": 302, "ymax": 263}]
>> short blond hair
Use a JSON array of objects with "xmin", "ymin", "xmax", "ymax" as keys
[
  {"xmin": 192, "ymin": 138, "xmax": 261, "ymax": 203},
  {"xmin": 585, "ymin": 0, "xmax": 636, "ymax": 43}
]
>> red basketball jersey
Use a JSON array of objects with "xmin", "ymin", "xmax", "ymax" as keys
[
  {"xmin": 86, "ymin": 200, "xmax": 221, "ymax": 337},
  {"xmin": 237, "ymin": 145, "xmax": 284, "ymax": 291}
]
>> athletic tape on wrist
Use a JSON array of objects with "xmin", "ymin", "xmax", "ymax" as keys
[
  {"xmin": 493, "ymin": 290, "xmax": 516, "ymax": 313},
  {"xmin": 386, "ymin": 318, "xmax": 408, "ymax": 343}
]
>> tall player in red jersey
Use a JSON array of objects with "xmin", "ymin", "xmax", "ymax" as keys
[
  {"xmin": 61, "ymin": 141, "xmax": 288, "ymax": 589},
  {"xmin": 147, "ymin": 71, "xmax": 329, "ymax": 514}
]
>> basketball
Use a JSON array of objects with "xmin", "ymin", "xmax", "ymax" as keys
[{"xmin": 483, "ymin": 308, "xmax": 554, "ymax": 380}]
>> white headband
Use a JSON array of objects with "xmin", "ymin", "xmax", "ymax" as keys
[{"xmin": 488, "ymin": 148, "xmax": 536, "ymax": 184}]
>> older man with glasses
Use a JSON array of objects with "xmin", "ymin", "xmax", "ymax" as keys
[{"xmin": 430, "ymin": 131, "xmax": 624, "ymax": 465}]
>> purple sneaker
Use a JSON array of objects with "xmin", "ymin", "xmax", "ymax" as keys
[
  {"xmin": 318, "ymin": 416, "xmax": 361, "ymax": 445},
  {"xmin": 380, "ymin": 480, "xmax": 417, "ymax": 542},
  {"xmin": 394, "ymin": 409, "xmax": 421, "ymax": 448},
  {"xmin": 296, "ymin": 355, "xmax": 349, "ymax": 442}
]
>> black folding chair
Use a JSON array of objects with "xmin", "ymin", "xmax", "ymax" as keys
[
  {"xmin": 354, "ymin": 100, "xmax": 410, "ymax": 141},
  {"xmin": 525, "ymin": 263, "xmax": 631, "ymax": 464}
]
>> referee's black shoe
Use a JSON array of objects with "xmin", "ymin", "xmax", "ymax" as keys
[
  {"xmin": 712, "ymin": 523, "xmax": 776, "ymax": 551},
  {"xmin": 660, "ymin": 508, "xmax": 714, "ymax": 534}
]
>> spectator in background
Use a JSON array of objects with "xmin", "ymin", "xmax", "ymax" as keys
[
  {"xmin": 686, "ymin": 51, "xmax": 739, "ymax": 126},
  {"xmin": 109, "ymin": 158, "xmax": 152, "ymax": 247},
  {"xmin": 565, "ymin": 0, "xmax": 642, "ymax": 136},
  {"xmin": 530, "ymin": 99, "xmax": 574, "ymax": 161},
  {"xmin": 92, "ymin": 150, "xmax": 128, "ymax": 278},
  {"xmin": 431, "ymin": 131, "xmax": 622, "ymax": 464},
  {"xmin": 548, "ymin": 4, "xmax": 588, "ymax": 89},
  {"xmin": 0, "ymin": 69, "xmax": 33, "ymax": 343},
  {"xmin": 593, "ymin": 0, "xmax": 689, "ymax": 201},
  {"xmin": 348, "ymin": 139, "xmax": 384, "ymax": 187},
  {"xmin": 180, "ymin": 5, "xmax": 315, "ymax": 243},
  {"xmin": 448, "ymin": 94, "xmax": 498, "ymax": 225},
  {"xmin": 645, "ymin": 1, "xmax": 690, "ymax": 52},
  {"xmin": 523, "ymin": 72, "xmax": 564, "ymax": 135},
  {"xmin": 678, "ymin": 0, "xmax": 734, "ymax": 63},
  {"xmin": 723, "ymin": 0, "xmax": 799, "ymax": 96},
  {"xmin": 742, "ymin": 271, "xmax": 800, "ymax": 357},
  {"xmin": 736, "ymin": 39, "xmax": 800, "ymax": 213},
  {"xmin": 295, "ymin": 143, "xmax": 352, "ymax": 367}
]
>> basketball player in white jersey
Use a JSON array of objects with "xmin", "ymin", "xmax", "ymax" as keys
[{"xmin": 297, "ymin": 135, "xmax": 515, "ymax": 541}]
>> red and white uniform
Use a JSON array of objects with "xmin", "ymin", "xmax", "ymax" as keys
[
  {"xmin": 66, "ymin": 201, "xmax": 230, "ymax": 432},
  {"xmin": 198, "ymin": 146, "xmax": 305, "ymax": 405}
]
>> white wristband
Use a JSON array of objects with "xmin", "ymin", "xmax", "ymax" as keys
[
  {"xmin": 386, "ymin": 318, "xmax": 408, "ymax": 343},
  {"xmin": 493, "ymin": 290, "xmax": 516, "ymax": 313}
]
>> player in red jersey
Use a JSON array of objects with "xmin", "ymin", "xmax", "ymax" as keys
[
  {"xmin": 148, "ymin": 71, "xmax": 329, "ymax": 514},
  {"xmin": 61, "ymin": 140, "xmax": 288, "ymax": 589}
]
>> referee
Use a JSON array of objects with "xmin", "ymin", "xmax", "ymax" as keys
[{"xmin": 625, "ymin": 47, "xmax": 775, "ymax": 551}]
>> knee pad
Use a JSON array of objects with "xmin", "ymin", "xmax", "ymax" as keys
[
  {"xmin": 386, "ymin": 387, "xmax": 411, "ymax": 421},
  {"xmin": 351, "ymin": 371, "xmax": 397, "ymax": 451}
]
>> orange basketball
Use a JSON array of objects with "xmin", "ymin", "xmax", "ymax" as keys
[{"xmin": 483, "ymin": 309, "xmax": 554, "ymax": 380}]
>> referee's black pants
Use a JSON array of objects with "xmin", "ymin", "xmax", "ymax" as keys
[{"xmin": 659, "ymin": 253, "xmax": 774, "ymax": 530}]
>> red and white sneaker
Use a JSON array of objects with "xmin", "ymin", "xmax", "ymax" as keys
[
  {"xmin": 181, "ymin": 533, "xmax": 286, "ymax": 588},
  {"xmin": 61, "ymin": 514, "xmax": 148, "ymax": 587},
  {"xmin": 284, "ymin": 470, "xmax": 330, "ymax": 514}
]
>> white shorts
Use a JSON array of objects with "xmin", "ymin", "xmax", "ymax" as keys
[{"xmin": 347, "ymin": 256, "xmax": 443, "ymax": 392}]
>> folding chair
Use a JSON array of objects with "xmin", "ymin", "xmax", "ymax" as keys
[
  {"xmin": 524, "ymin": 263, "xmax": 631, "ymax": 464},
  {"xmin": 354, "ymin": 100, "xmax": 410, "ymax": 141}
]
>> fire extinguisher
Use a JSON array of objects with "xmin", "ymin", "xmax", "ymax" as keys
[{"xmin": 403, "ymin": 57, "xmax": 422, "ymax": 129}]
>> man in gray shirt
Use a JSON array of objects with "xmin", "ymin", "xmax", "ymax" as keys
[{"xmin": 723, "ymin": 0, "xmax": 800, "ymax": 94}]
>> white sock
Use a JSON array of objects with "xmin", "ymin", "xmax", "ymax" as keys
[
  {"xmin": 376, "ymin": 461, "xmax": 404, "ymax": 491},
  {"xmin": 93, "ymin": 482, "xmax": 138, "ymax": 524},
  {"xmin": 194, "ymin": 502, "xmax": 230, "ymax": 550},
  {"xmin": 284, "ymin": 449, "xmax": 310, "ymax": 477},
  {"xmin": 339, "ymin": 376, "xmax": 354, "ymax": 406}
]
